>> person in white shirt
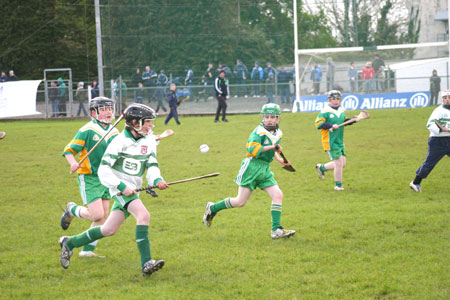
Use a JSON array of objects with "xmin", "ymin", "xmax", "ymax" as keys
[{"xmin": 410, "ymin": 90, "xmax": 450, "ymax": 192}]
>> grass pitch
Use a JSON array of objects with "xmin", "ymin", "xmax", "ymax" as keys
[{"xmin": 0, "ymin": 107, "xmax": 449, "ymax": 299}]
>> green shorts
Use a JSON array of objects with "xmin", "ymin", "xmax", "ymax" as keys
[
  {"xmin": 234, "ymin": 157, "xmax": 277, "ymax": 191},
  {"xmin": 78, "ymin": 174, "xmax": 111, "ymax": 205},
  {"xmin": 326, "ymin": 147, "xmax": 346, "ymax": 160},
  {"xmin": 111, "ymin": 193, "xmax": 140, "ymax": 218}
]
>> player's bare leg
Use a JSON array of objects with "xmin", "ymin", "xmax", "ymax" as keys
[
  {"xmin": 79, "ymin": 198, "xmax": 110, "ymax": 222},
  {"xmin": 203, "ymin": 187, "xmax": 252, "ymax": 227},
  {"xmin": 127, "ymin": 199, "xmax": 164, "ymax": 276},
  {"xmin": 333, "ymin": 156, "xmax": 346, "ymax": 190},
  {"xmin": 265, "ymin": 185, "xmax": 295, "ymax": 239}
]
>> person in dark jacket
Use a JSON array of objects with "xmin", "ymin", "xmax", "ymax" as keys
[
  {"xmin": 0, "ymin": 71, "xmax": 8, "ymax": 82},
  {"xmin": 277, "ymin": 67, "xmax": 291, "ymax": 104},
  {"xmin": 49, "ymin": 80, "xmax": 60, "ymax": 117},
  {"xmin": 155, "ymin": 70, "xmax": 168, "ymax": 113},
  {"xmin": 164, "ymin": 83, "xmax": 181, "ymax": 125},
  {"xmin": 430, "ymin": 69, "xmax": 441, "ymax": 106},
  {"xmin": 8, "ymin": 70, "xmax": 18, "ymax": 81},
  {"xmin": 214, "ymin": 70, "xmax": 228, "ymax": 123},
  {"xmin": 233, "ymin": 59, "xmax": 248, "ymax": 98}
]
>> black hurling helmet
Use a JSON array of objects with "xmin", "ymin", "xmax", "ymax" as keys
[
  {"xmin": 89, "ymin": 97, "xmax": 115, "ymax": 124},
  {"xmin": 124, "ymin": 103, "xmax": 156, "ymax": 136},
  {"xmin": 327, "ymin": 90, "xmax": 342, "ymax": 100}
]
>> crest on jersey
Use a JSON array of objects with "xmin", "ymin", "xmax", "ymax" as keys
[
  {"xmin": 141, "ymin": 145, "xmax": 148, "ymax": 154},
  {"xmin": 93, "ymin": 135, "xmax": 100, "ymax": 141}
]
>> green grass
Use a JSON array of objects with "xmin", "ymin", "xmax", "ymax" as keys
[{"xmin": 0, "ymin": 107, "xmax": 449, "ymax": 299}]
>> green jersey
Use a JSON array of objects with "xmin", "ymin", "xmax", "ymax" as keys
[
  {"xmin": 315, "ymin": 104, "xmax": 346, "ymax": 151},
  {"xmin": 63, "ymin": 119, "xmax": 120, "ymax": 175},
  {"xmin": 245, "ymin": 123, "xmax": 282, "ymax": 163}
]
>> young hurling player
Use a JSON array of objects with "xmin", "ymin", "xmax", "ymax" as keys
[
  {"xmin": 59, "ymin": 103, "xmax": 168, "ymax": 276},
  {"xmin": 61, "ymin": 97, "xmax": 119, "ymax": 258},
  {"xmin": 314, "ymin": 90, "xmax": 359, "ymax": 191},
  {"xmin": 410, "ymin": 90, "xmax": 450, "ymax": 192},
  {"xmin": 203, "ymin": 103, "xmax": 296, "ymax": 239}
]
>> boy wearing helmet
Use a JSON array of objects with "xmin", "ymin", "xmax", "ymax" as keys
[
  {"xmin": 60, "ymin": 103, "xmax": 168, "ymax": 276},
  {"xmin": 409, "ymin": 90, "xmax": 450, "ymax": 192},
  {"xmin": 315, "ymin": 90, "xmax": 359, "ymax": 191},
  {"xmin": 203, "ymin": 103, "xmax": 296, "ymax": 239},
  {"xmin": 61, "ymin": 97, "xmax": 119, "ymax": 258}
]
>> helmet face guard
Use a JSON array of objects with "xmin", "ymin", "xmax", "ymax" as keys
[
  {"xmin": 89, "ymin": 97, "xmax": 115, "ymax": 124},
  {"xmin": 261, "ymin": 103, "xmax": 281, "ymax": 131},
  {"xmin": 124, "ymin": 104, "xmax": 157, "ymax": 136},
  {"xmin": 327, "ymin": 90, "xmax": 342, "ymax": 108}
]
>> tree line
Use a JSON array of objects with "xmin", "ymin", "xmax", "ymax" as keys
[{"xmin": 0, "ymin": 0, "xmax": 418, "ymax": 84}]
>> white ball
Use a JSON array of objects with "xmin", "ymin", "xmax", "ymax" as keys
[{"xmin": 199, "ymin": 144, "xmax": 209, "ymax": 154}]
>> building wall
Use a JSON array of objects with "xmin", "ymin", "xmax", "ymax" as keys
[{"xmin": 409, "ymin": 0, "xmax": 448, "ymax": 58}]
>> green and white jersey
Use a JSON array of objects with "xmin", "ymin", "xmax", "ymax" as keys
[
  {"xmin": 315, "ymin": 104, "xmax": 346, "ymax": 151},
  {"xmin": 63, "ymin": 119, "xmax": 119, "ymax": 175},
  {"xmin": 98, "ymin": 129, "xmax": 163, "ymax": 196},
  {"xmin": 427, "ymin": 104, "xmax": 450, "ymax": 137},
  {"xmin": 245, "ymin": 123, "xmax": 283, "ymax": 163}
]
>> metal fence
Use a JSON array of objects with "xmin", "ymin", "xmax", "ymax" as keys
[{"xmin": 28, "ymin": 70, "xmax": 449, "ymax": 120}]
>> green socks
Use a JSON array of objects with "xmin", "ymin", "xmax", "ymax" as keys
[
  {"xmin": 67, "ymin": 226, "xmax": 104, "ymax": 250},
  {"xmin": 335, "ymin": 181, "xmax": 343, "ymax": 187},
  {"xmin": 271, "ymin": 204, "xmax": 282, "ymax": 231},
  {"xmin": 211, "ymin": 197, "xmax": 233, "ymax": 213},
  {"xmin": 320, "ymin": 164, "xmax": 326, "ymax": 173},
  {"xmin": 136, "ymin": 225, "xmax": 151, "ymax": 267},
  {"xmin": 82, "ymin": 240, "xmax": 98, "ymax": 252}
]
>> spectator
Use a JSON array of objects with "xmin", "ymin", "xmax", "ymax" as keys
[
  {"xmin": 251, "ymin": 61, "xmax": 264, "ymax": 97},
  {"xmin": 202, "ymin": 63, "xmax": 216, "ymax": 100},
  {"xmin": 264, "ymin": 62, "xmax": 276, "ymax": 81},
  {"xmin": 135, "ymin": 82, "xmax": 144, "ymax": 104},
  {"xmin": 233, "ymin": 59, "xmax": 248, "ymax": 98},
  {"xmin": 131, "ymin": 68, "xmax": 141, "ymax": 102},
  {"xmin": 75, "ymin": 82, "xmax": 88, "ymax": 116},
  {"xmin": 214, "ymin": 70, "xmax": 229, "ymax": 123},
  {"xmin": 0, "ymin": 71, "xmax": 7, "ymax": 82},
  {"xmin": 58, "ymin": 77, "xmax": 67, "ymax": 116},
  {"xmin": 265, "ymin": 72, "xmax": 275, "ymax": 104},
  {"xmin": 113, "ymin": 79, "xmax": 127, "ymax": 103},
  {"xmin": 310, "ymin": 62, "xmax": 322, "ymax": 95},
  {"xmin": 184, "ymin": 66, "xmax": 195, "ymax": 102},
  {"xmin": 142, "ymin": 66, "xmax": 157, "ymax": 102},
  {"xmin": 348, "ymin": 62, "xmax": 358, "ymax": 93},
  {"xmin": 8, "ymin": 70, "xmax": 18, "ymax": 81},
  {"xmin": 326, "ymin": 57, "xmax": 335, "ymax": 91},
  {"xmin": 372, "ymin": 54, "xmax": 385, "ymax": 91},
  {"xmin": 361, "ymin": 61, "xmax": 375, "ymax": 94},
  {"xmin": 131, "ymin": 68, "xmax": 141, "ymax": 87},
  {"xmin": 430, "ymin": 69, "xmax": 441, "ymax": 106},
  {"xmin": 217, "ymin": 63, "xmax": 232, "ymax": 79},
  {"xmin": 155, "ymin": 70, "xmax": 168, "ymax": 113},
  {"xmin": 49, "ymin": 80, "xmax": 59, "ymax": 117},
  {"xmin": 277, "ymin": 67, "xmax": 291, "ymax": 104},
  {"xmin": 165, "ymin": 83, "xmax": 181, "ymax": 125},
  {"xmin": 91, "ymin": 79, "xmax": 100, "ymax": 99}
]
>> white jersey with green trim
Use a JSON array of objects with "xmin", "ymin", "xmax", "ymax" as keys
[
  {"xmin": 427, "ymin": 104, "xmax": 450, "ymax": 137},
  {"xmin": 98, "ymin": 129, "xmax": 163, "ymax": 196}
]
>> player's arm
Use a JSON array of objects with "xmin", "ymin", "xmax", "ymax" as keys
[
  {"xmin": 62, "ymin": 130, "xmax": 88, "ymax": 173},
  {"xmin": 98, "ymin": 139, "xmax": 136, "ymax": 196},
  {"xmin": 145, "ymin": 149, "xmax": 168, "ymax": 190},
  {"xmin": 246, "ymin": 133, "xmax": 264, "ymax": 158},
  {"xmin": 315, "ymin": 115, "xmax": 336, "ymax": 131},
  {"xmin": 427, "ymin": 110, "xmax": 445, "ymax": 135}
]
